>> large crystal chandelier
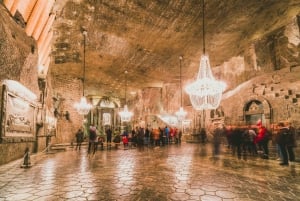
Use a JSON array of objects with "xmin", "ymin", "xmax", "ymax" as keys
[
  {"xmin": 175, "ymin": 56, "xmax": 187, "ymax": 121},
  {"xmin": 185, "ymin": 0, "xmax": 226, "ymax": 111},
  {"xmin": 74, "ymin": 31, "xmax": 92, "ymax": 115},
  {"xmin": 119, "ymin": 105, "xmax": 133, "ymax": 122},
  {"xmin": 119, "ymin": 70, "xmax": 133, "ymax": 122}
]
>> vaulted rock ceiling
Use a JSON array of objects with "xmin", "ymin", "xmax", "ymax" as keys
[{"xmin": 50, "ymin": 0, "xmax": 300, "ymax": 99}]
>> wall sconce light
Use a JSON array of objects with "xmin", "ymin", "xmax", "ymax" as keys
[{"xmin": 54, "ymin": 109, "xmax": 70, "ymax": 121}]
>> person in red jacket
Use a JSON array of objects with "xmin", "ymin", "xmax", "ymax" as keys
[
  {"xmin": 122, "ymin": 135, "xmax": 129, "ymax": 149},
  {"xmin": 255, "ymin": 120, "xmax": 269, "ymax": 159}
]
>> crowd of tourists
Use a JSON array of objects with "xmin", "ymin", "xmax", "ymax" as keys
[
  {"xmin": 210, "ymin": 121, "xmax": 297, "ymax": 166},
  {"xmin": 75, "ymin": 125, "xmax": 183, "ymax": 155},
  {"xmin": 118, "ymin": 126, "xmax": 183, "ymax": 149},
  {"xmin": 75, "ymin": 121, "xmax": 297, "ymax": 165}
]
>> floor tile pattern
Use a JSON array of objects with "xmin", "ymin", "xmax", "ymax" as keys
[{"xmin": 0, "ymin": 143, "xmax": 299, "ymax": 201}]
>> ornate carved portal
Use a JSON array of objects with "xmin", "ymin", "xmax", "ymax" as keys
[
  {"xmin": 243, "ymin": 97, "xmax": 272, "ymax": 126},
  {"xmin": 88, "ymin": 98, "xmax": 119, "ymax": 133}
]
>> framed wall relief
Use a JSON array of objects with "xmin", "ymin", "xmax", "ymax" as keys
[
  {"xmin": 0, "ymin": 80, "xmax": 37, "ymax": 140},
  {"xmin": 5, "ymin": 94, "xmax": 35, "ymax": 136},
  {"xmin": 103, "ymin": 113, "xmax": 111, "ymax": 126}
]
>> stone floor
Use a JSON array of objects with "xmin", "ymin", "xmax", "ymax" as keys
[{"xmin": 0, "ymin": 143, "xmax": 299, "ymax": 201}]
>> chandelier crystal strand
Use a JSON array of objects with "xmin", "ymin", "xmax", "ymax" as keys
[
  {"xmin": 175, "ymin": 56, "xmax": 187, "ymax": 121},
  {"xmin": 74, "ymin": 96, "xmax": 92, "ymax": 115},
  {"xmin": 119, "ymin": 105, "xmax": 133, "ymax": 122},
  {"xmin": 185, "ymin": 0, "xmax": 226, "ymax": 111},
  {"xmin": 74, "ymin": 30, "xmax": 92, "ymax": 115},
  {"xmin": 119, "ymin": 70, "xmax": 133, "ymax": 122}
]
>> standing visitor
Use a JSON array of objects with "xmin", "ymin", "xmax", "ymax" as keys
[
  {"xmin": 225, "ymin": 126, "xmax": 233, "ymax": 149},
  {"xmin": 212, "ymin": 124, "xmax": 223, "ymax": 156},
  {"xmin": 106, "ymin": 127, "xmax": 112, "ymax": 149},
  {"xmin": 75, "ymin": 128, "xmax": 84, "ymax": 150},
  {"xmin": 137, "ymin": 127, "xmax": 144, "ymax": 147},
  {"xmin": 88, "ymin": 125, "xmax": 97, "ymax": 155},
  {"xmin": 231, "ymin": 126, "xmax": 243, "ymax": 159},
  {"xmin": 255, "ymin": 121, "xmax": 269, "ymax": 159},
  {"xmin": 178, "ymin": 129, "xmax": 182, "ymax": 144},
  {"xmin": 122, "ymin": 134, "xmax": 129, "ymax": 149},
  {"xmin": 131, "ymin": 128, "xmax": 137, "ymax": 147},
  {"xmin": 200, "ymin": 128, "xmax": 207, "ymax": 144},
  {"xmin": 277, "ymin": 122, "xmax": 290, "ymax": 165},
  {"xmin": 285, "ymin": 122, "xmax": 296, "ymax": 164},
  {"xmin": 159, "ymin": 127, "xmax": 164, "ymax": 146},
  {"xmin": 144, "ymin": 127, "xmax": 150, "ymax": 146},
  {"xmin": 164, "ymin": 126, "xmax": 169, "ymax": 145},
  {"xmin": 247, "ymin": 126, "xmax": 257, "ymax": 155}
]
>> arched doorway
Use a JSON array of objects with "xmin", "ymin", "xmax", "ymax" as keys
[
  {"xmin": 244, "ymin": 100, "xmax": 264, "ymax": 125},
  {"xmin": 243, "ymin": 98, "xmax": 272, "ymax": 126}
]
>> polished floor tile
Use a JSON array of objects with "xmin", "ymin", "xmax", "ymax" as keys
[{"xmin": 0, "ymin": 143, "xmax": 299, "ymax": 201}]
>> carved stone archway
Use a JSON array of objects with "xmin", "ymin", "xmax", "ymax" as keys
[{"xmin": 242, "ymin": 96, "xmax": 272, "ymax": 127}]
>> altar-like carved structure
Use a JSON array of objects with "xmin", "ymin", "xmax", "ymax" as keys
[{"xmin": 0, "ymin": 80, "xmax": 37, "ymax": 141}]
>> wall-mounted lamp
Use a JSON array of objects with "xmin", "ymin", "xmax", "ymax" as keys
[{"xmin": 54, "ymin": 109, "xmax": 70, "ymax": 121}]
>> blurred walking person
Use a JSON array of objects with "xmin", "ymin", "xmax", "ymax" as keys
[
  {"xmin": 88, "ymin": 125, "xmax": 97, "ymax": 156},
  {"xmin": 75, "ymin": 128, "xmax": 84, "ymax": 151},
  {"xmin": 285, "ymin": 122, "xmax": 296, "ymax": 164},
  {"xmin": 106, "ymin": 127, "xmax": 112, "ymax": 149},
  {"xmin": 255, "ymin": 121, "xmax": 269, "ymax": 159},
  {"xmin": 212, "ymin": 124, "xmax": 224, "ymax": 157}
]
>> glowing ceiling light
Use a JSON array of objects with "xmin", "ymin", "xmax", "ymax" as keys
[
  {"xmin": 176, "ymin": 107, "xmax": 187, "ymax": 121},
  {"xmin": 74, "ymin": 96, "xmax": 92, "ymax": 115},
  {"xmin": 185, "ymin": 55, "xmax": 226, "ymax": 110},
  {"xmin": 175, "ymin": 56, "xmax": 187, "ymax": 120},
  {"xmin": 119, "ymin": 105, "xmax": 133, "ymax": 122},
  {"xmin": 74, "ymin": 30, "xmax": 92, "ymax": 115},
  {"xmin": 185, "ymin": 0, "xmax": 226, "ymax": 111},
  {"xmin": 118, "ymin": 70, "xmax": 133, "ymax": 122}
]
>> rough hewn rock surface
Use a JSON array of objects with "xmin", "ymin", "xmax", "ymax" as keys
[
  {"xmin": 51, "ymin": 0, "xmax": 300, "ymax": 97},
  {"xmin": 0, "ymin": 1, "xmax": 300, "ymax": 165}
]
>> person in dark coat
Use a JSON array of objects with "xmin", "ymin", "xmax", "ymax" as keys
[
  {"xmin": 88, "ymin": 126, "xmax": 97, "ymax": 155},
  {"xmin": 75, "ymin": 128, "xmax": 84, "ymax": 150},
  {"xmin": 277, "ymin": 122, "xmax": 291, "ymax": 165},
  {"xmin": 200, "ymin": 128, "xmax": 207, "ymax": 144},
  {"xmin": 212, "ymin": 125, "xmax": 224, "ymax": 156},
  {"xmin": 285, "ymin": 122, "xmax": 296, "ymax": 163},
  {"xmin": 278, "ymin": 122, "xmax": 296, "ymax": 165},
  {"xmin": 231, "ymin": 126, "xmax": 243, "ymax": 159},
  {"xmin": 106, "ymin": 127, "xmax": 112, "ymax": 148}
]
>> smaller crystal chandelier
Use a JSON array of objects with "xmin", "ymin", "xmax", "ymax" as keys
[
  {"xmin": 175, "ymin": 56, "xmax": 187, "ymax": 121},
  {"xmin": 119, "ymin": 70, "xmax": 133, "ymax": 122},
  {"xmin": 74, "ymin": 31, "xmax": 92, "ymax": 115},
  {"xmin": 185, "ymin": 0, "xmax": 226, "ymax": 111}
]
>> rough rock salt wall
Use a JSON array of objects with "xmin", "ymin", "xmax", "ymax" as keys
[
  {"xmin": 131, "ymin": 15, "xmax": 300, "ymax": 130},
  {"xmin": 0, "ymin": 5, "xmax": 40, "ymax": 165},
  {"xmin": 50, "ymin": 74, "xmax": 84, "ymax": 144},
  {"xmin": 0, "ymin": 5, "xmax": 39, "ymax": 94},
  {"xmin": 219, "ymin": 16, "xmax": 300, "ymax": 127}
]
